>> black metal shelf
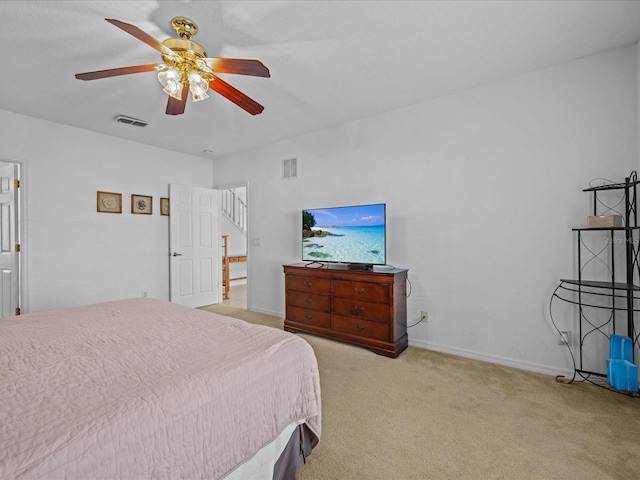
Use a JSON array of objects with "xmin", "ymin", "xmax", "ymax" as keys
[
  {"xmin": 554, "ymin": 171, "xmax": 640, "ymax": 381},
  {"xmin": 559, "ymin": 279, "xmax": 640, "ymax": 292},
  {"xmin": 572, "ymin": 226, "xmax": 640, "ymax": 232},
  {"xmin": 583, "ymin": 179, "xmax": 640, "ymax": 192}
]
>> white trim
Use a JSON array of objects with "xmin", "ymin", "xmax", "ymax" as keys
[
  {"xmin": 408, "ymin": 338, "xmax": 573, "ymax": 378},
  {"xmin": 251, "ymin": 306, "xmax": 283, "ymax": 318},
  {"xmin": 271, "ymin": 307, "xmax": 573, "ymax": 378}
]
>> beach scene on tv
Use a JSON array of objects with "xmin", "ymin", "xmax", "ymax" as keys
[{"xmin": 302, "ymin": 204, "xmax": 386, "ymax": 265}]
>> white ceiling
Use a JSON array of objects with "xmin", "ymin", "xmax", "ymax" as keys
[{"xmin": 2, "ymin": 0, "xmax": 640, "ymax": 159}]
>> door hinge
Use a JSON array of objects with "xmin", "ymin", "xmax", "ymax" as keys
[
  {"xmin": 14, "ymin": 179, "xmax": 19, "ymax": 188},
  {"xmin": 15, "ymin": 243, "xmax": 20, "ymax": 252},
  {"xmin": 15, "ymin": 307, "xmax": 20, "ymax": 315}
]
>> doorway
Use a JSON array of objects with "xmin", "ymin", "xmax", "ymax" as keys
[{"xmin": 219, "ymin": 184, "xmax": 248, "ymax": 309}]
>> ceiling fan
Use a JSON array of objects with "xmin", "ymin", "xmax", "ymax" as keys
[{"xmin": 75, "ymin": 17, "xmax": 270, "ymax": 116}]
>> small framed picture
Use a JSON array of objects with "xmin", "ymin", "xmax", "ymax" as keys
[
  {"xmin": 160, "ymin": 197, "xmax": 169, "ymax": 216},
  {"xmin": 131, "ymin": 194, "xmax": 153, "ymax": 215},
  {"xmin": 97, "ymin": 191, "xmax": 122, "ymax": 213}
]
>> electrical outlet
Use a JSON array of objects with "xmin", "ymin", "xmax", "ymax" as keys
[
  {"xmin": 558, "ymin": 330, "xmax": 570, "ymax": 345},
  {"xmin": 421, "ymin": 311, "xmax": 428, "ymax": 322},
  {"xmin": 142, "ymin": 290, "xmax": 148, "ymax": 298}
]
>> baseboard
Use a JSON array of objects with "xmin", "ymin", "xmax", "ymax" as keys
[
  {"xmin": 249, "ymin": 306, "xmax": 284, "ymax": 318},
  {"xmin": 255, "ymin": 310, "xmax": 572, "ymax": 378},
  {"xmin": 408, "ymin": 338, "xmax": 572, "ymax": 378}
]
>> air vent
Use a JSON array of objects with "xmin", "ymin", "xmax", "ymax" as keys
[
  {"xmin": 113, "ymin": 115, "xmax": 148, "ymax": 127},
  {"xmin": 283, "ymin": 158, "xmax": 297, "ymax": 179}
]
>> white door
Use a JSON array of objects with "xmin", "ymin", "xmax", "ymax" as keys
[
  {"xmin": 0, "ymin": 164, "xmax": 19, "ymax": 317},
  {"xmin": 169, "ymin": 184, "xmax": 221, "ymax": 307}
]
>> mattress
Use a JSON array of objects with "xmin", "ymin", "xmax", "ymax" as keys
[{"xmin": 0, "ymin": 298, "xmax": 321, "ymax": 479}]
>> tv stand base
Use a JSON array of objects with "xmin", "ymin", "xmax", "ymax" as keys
[{"xmin": 347, "ymin": 263, "xmax": 373, "ymax": 271}]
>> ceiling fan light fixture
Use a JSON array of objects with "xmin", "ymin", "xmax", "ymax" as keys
[
  {"xmin": 187, "ymin": 71, "xmax": 210, "ymax": 102},
  {"xmin": 158, "ymin": 67, "xmax": 183, "ymax": 99},
  {"xmin": 75, "ymin": 17, "xmax": 269, "ymax": 115},
  {"xmin": 163, "ymin": 84, "xmax": 184, "ymax": 100}
]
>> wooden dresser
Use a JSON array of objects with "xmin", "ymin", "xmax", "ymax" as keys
[{"xmin": 283, "ymin": 264, "xmax": 408, "ymax": 358}]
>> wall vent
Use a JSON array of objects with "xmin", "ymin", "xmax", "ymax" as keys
[
  {"xmin": 282, "ymin": 158, "xmax": 298, "ymax": 179},
  {"xmin": 113, "ymin": 115, "xmax": 148, "ymax": 127}
]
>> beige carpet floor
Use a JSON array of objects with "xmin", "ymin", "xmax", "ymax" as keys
[
  {"xmin": 222, "ymin": 284, "xmax": 247, "ymax": 309},
  {"xmin": 199, "ymin": 304, "xmax": 640, "ymax": 480}
]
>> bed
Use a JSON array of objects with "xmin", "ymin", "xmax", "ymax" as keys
[{"xmin": 0, "ymin": 298, "xmax": 321, "ymax": 479}]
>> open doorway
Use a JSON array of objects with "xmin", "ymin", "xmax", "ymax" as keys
[{"xmin": 220, "ymin": 184, "xmax": 247, "ymax": 309}]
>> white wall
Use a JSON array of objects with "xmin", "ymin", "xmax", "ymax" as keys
[
  {"xmin": 0, "ymin": 111, "xmax": 214, "ymax": 313},
  {"xmin": 212, "ymin": 44, "xmax": 638, "ymax": 376}
]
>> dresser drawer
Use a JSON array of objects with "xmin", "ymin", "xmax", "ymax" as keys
[
  {"xmin": 333, "ymin": 280, "xmax": 390, "ymax": 302},
  {"xmin": 333, "ymin": 297, "xmax": 390, "ymax": 323},
  {"xmin": 286, "ymin": 305, "xmax": 331, "ymax": 328},
  {"xmin": 286, "ymin": 275, "xmax": 331, "ymax": 294},
  {"xmin": 333, "ymin": 315, "xmax": 390, "ymax": 341},
  {"xmin": 286, "ymin": 290, "xmax": 331, "ymax": 312}
]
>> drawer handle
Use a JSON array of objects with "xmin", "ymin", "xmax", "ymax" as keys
[
  {"xmin": 354, "ymin": 287, "xmax": 366, "ymax": 294},
  {"xmin": 353, "ymin": 305, "xmax": 365, "ymax": 314},
  {"xmin": 305, "ymin": 314, "xmax": 313, "ymax": 320},
  {"xmin": 354, "ymin": 323, "xmax": 365, "ymax": 331},
  {"xmin": 305, "ymin": 297, "xmax": 313, "ymax": 304},
  {"xmin": 303, "ymin": 281, "xmax": 312, "ymax": 287}
]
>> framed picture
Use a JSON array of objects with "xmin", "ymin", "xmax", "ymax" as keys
[
  {"xmin": 97, "ymin": 191, "xmax": 122, "ymax": 214},
  {"xmin": 131, "ymin": 194, "xmax": 153, "ymax": 215},
  {"xmin": 160, "ymin": 197, "xmax": 169, "ymax": 216}
]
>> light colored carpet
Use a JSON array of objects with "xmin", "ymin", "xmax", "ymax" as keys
[
  {"xmin": 199, "ymin": 304, "xmax": 640, "ymax": 480},
  {"xmin": 222, "ymin": 284, "xmax": 247, "ymax": 309}
]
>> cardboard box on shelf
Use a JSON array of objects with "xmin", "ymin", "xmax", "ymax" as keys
[{"xmin": 587, "ymin": 215, "xmax": 623, "ymax": 228}]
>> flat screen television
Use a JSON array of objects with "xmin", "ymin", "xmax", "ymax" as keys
[{"xmin": 302, "ymin": 203, "xmax": 386, "ymax": 269}]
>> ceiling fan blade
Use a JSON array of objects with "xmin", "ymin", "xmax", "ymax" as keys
[
  {"xmin": 75, "ymin": 64, "xmax": 160, "ymax": 81},
  {"xmin": 208, "ymin": 77, "xmax": 265, "ymax": 115},
  {"xmin": 105, "ymin": 18, "xmax": 178, "ymax": 59},
  {"xmin": 166, "ymin": 85, "xmax": 188, "ymax": 115},
  {"xmin": 203, "ymin": 58, "xmax": 270, "ymax": 78}
]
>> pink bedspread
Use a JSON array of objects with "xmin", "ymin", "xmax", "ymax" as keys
[{"xmin": 0, "ymin": 298, "xmax": 321, "ymax": 479}]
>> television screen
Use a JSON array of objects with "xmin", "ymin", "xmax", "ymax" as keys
[{"xmin": 302, "ymin": 203, "xmax": 386, "ymax": 266}]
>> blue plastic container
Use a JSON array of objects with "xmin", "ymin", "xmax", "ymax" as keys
[
  {"xmin": 610, "ymin": 334, "xmax": 633, "ymax": 362},
  {"xmin": 607, "ymin": 358, "xmax": 639, "ymax": 392}
]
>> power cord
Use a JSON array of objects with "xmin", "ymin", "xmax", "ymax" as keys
[
  {"xmin": 407, "ymin": 316, "xmax": 423, "ymax": 328},
  {"xmin": 403, "ymin": 276, "xmax": 425, "ymax": 328}
]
